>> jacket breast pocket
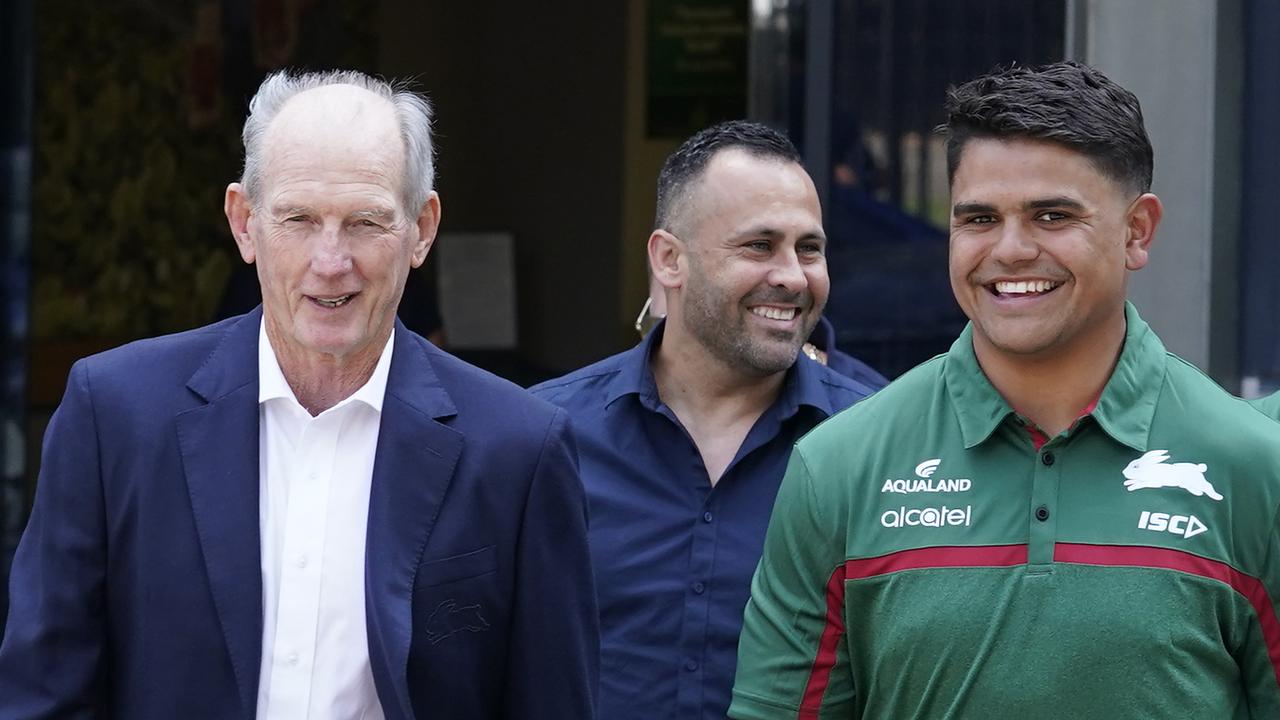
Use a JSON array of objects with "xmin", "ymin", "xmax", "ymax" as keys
[{"xmin": 416, "ymin": 545, "xmax": 498, "ymax": 587}]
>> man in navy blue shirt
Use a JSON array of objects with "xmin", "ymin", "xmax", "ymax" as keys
[
  {"xmin": 641, "ymin": 272, "xmax": 889, "ymax": 389},
  {"xmin": 531, "ymin": 121, "xmax": 883, "ymax": 720}
]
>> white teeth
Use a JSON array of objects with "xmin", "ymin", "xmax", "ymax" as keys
[
  {"xmin": 751, "ymin": 306, "xmax": 798, "ymax": 321},
  {"xmin": 315, "ymin": 294, "xmax": 353, "ymax": 308},
  {"xmin": 994, "ymin": 280, "xmax": 1058, "ymax": 295}
]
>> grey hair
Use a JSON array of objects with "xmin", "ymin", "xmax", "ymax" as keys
[{"xmin": 238, "ymin": 69, "xmax": 435, "ymax": 213}]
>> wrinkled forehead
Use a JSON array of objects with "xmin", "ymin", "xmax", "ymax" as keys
[{"xmin": 262, "ymin": 85, "xmax": 405, "ymax": 179}]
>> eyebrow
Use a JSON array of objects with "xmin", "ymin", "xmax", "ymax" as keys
[
  {"xmin": 733, "ymin": 226, "xmax": 827, "ymax": 243},
  {"xmin": 350, "ymin": 208, "xmax": 398, "ymax": 222},
  {"xmin": 270, "ymin": 205, "xmax": 313, "ymax": 217},
  {"xmin": 952, "ymin": 197, "xmax": 1088, "ymax": 218},
  {"xmin": 266, "ymin": 205, "xmax": 398, "ymax": 221},
  {"xmin": 951, "ymin": 201, "xmax": 995, "ymax": 218},
  {"xmin": 1026, "ymin": 196, "xmax": 1087, "ymax": 213}
]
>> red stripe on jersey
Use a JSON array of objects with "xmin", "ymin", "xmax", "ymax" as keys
[
  {"xmin": 845, "ymin": 544, "xmax": 1029, "ymax": 579},
  {"xmin": 796, "ymin": 545, "xmax": 1029, "ymax": 717},
  {"xmin": 1055, "ymin": 542, "xmax": 1280, "ymax": 687},
  {"xmin": 798, "ymin": 564, "xmax": 849, "ymax": 719}
]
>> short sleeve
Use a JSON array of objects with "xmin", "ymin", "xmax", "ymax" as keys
[{"xmin": 730, "ymin": 447, "xmax": 855, "ymax": 719}]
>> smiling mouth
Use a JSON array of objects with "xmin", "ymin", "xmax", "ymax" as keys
[
  {"xmin": 311, "ymin": 293, "xmax": 356, "ymax": 308},
  {"xmin": 751, "ymin": 306, "xmax": 798, "ymax": 321},
  {"xmin": 988, "ymin": 280, "xmax": 1062, "ymax": 297}
]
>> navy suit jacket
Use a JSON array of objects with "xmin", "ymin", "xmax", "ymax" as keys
[{"xmin": 0, "ymin": 308, "xmax": 599, "ymax": 719}]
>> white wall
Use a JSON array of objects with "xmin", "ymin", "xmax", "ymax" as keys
[{"xmin": 1082, "ymin": 0, "xmax": 1241, "ymax": 382}]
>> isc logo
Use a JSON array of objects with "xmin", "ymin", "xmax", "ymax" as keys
[{"xmin": 1137, "ymin": 510, "xmax": 1208, "ymax": 539}]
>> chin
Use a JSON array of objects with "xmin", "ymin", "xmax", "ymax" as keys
[
  {"xmin": 982, "ymin": 332, "xmax": 1062, "ymax": 358},
  {"xmin": 974, "ymin": 317, "xmax": 1056, "ymax": 349},
  {"xmin": 742, "ymin": 344, "xmax": 802, "ymax": 375},
  {"xmin": 299, "ymin": 332, "xmax": 365, "ymax": 358}
]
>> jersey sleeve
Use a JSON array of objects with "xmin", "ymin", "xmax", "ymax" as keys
[
  {"xmin": 1244, "ymin": 500, "xmax": 1280, "ymax": 717},
  {"xmin": 1249, "ymin": 392, "xmax": 1280, "ymax": 422},
  {"xmin": 730, "ymin": 445, "xmax": 855, "ymax": 720}
]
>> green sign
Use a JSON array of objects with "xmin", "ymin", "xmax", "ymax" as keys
[{"xmin": 647, "ymin": 0, "xmax": 749, "ymax": 138}]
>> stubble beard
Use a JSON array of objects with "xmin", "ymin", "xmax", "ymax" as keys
[{"xmin": 682, "ymin": 281, "xmax": 813, "ymax": 377}]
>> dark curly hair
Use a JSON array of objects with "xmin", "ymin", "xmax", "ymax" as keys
[{"xmin": 941, "ymin": 61, "xmax": 1153, "ymax": 195}]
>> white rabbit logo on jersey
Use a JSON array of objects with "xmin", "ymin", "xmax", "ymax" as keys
[{"xmin": 1122, "ymin": 450, "xmax": 1223, "ymax": 501}]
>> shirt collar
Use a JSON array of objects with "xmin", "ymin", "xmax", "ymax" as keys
[
  {"xmin": 605, "ymin": 318, "xmax": 839, "ymax": 419},
  {"xmin": 945, "ymin": 301, "xmax": 1165, "ymax": 451},
  {"xmin": 605, "ymin": 320, "xmax": 665, "ymax": 408},
  {"xmin": 1089, "ymin": 303, "xmax": 1165, "ymax": 451},
  {"xmin": 258, "ymin": 319, "xmax": 396, "ymax": 414}
]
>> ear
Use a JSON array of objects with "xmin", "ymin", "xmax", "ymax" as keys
[
  {"xmin": 225, "ymin": 182, "xmax": 256, "ymax": 264},
  {"xmin": 647, "ymin": 229, "xmax": 685, "ymax": 291},
  {"xmin": 410, "ymin": 191, "xmax": 442, "ymax": 268},
  {"xmin": 1123, "ymin": 193, "xmax": 1162, "ymax": 271}
]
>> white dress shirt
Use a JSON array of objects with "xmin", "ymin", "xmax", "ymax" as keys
[{"xmin": 255, "ymin": 321, "xmax": 392, "ymax": 720}]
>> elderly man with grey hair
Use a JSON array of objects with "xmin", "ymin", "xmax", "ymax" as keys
[{"xmin": 0, "ymin": 69, "xmax": 598, "ymax": 719}]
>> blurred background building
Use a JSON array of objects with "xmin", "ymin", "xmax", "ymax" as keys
[{"xmin": 2, "ymin": 0, "xmax": 1276, "ymax": 618}]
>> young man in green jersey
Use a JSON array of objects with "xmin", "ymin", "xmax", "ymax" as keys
[{"xmin": 730, "ymin": 61, "xmax": 1280, "ymax": 719}]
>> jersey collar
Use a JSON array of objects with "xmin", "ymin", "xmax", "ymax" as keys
[{"xmin": 945, "ymin": 302, "xmax": 1165, "ymax": 451}]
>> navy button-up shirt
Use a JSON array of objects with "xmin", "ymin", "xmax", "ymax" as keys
[{"xmin": 531, "ymin": 324, "xmax": 881, "ymax": 720}]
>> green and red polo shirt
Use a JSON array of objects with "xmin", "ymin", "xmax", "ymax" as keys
[
  {"xmin": 1251, "ymin": 391, "xmax": 1280, "ymax": 422},
  {"xmin": 730, "ymin": 304, "xmax": 1280, "ymax": 719}
]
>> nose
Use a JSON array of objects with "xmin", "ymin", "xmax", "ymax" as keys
[
  {"xmin": 767, "ymin": 248, "xmax": 807, "ymax": 294},
  {"xmin": 309, "ymin": 223, "xmax": 354, "ymax": 277},
  {"xmin": 988, "ymin": 220, "xmax": 1039, "ymax": 265}
]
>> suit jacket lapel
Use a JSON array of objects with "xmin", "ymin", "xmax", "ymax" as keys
[
  {"xmin": 176, "ymin": 309, "xmax": 264, "ymax": 719},
  {"xmin": 365, "ymin": 325, "xmax": 463, "ymax": 720}
]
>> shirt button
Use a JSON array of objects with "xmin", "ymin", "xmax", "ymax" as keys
[
  {"xmin": 1042, "ymin": 452, "xmax": 1055, "ymax": 467},
  {"xmin": 286, "ymin": 652, "xmax": 299, "ymax": 666},
  {"xmin": 692, "ymin": 581, "xmax": 705, "ymax": 594},
  {"xmin": 684, "ymin": 658, "xmax": 699, "ymax": 671},
  {"xmin": 702, "ymin": 511, "xmax": 714, "ymax": 523},
  {"xmin": 307, "ymin": 471, "xmax": 319, "ymax": 481},
  {"xmin": 295, "ymin": 555, "xmax": 308, "ymax": 569},
  {"xmin": 1035, "ymin": 505, "xmax": 1050, "ymax": 522}
]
